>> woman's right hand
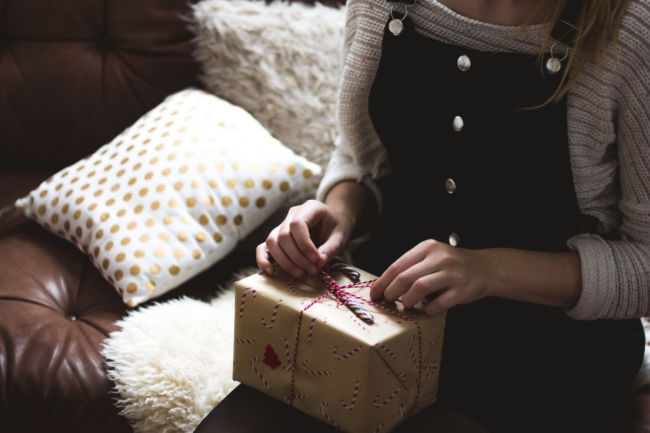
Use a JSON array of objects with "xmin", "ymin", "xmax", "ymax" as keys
[{"xmin": 256, "ymin": 199, "xmax": 355, "ymax": 279}]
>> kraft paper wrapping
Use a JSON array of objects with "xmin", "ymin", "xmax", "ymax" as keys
[{"xmin": 232, "ymin": 267, "xmax": 446, "ymax": 433}]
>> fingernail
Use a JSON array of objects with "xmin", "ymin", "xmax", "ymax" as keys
[{"xmin": 320, "ymin": 252, "xmax": 328, "ymax": 262}]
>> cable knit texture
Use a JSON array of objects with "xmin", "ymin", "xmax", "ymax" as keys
[{"xmin": 316, "ymin": 0, "xmax": 650, "ymax": 320}]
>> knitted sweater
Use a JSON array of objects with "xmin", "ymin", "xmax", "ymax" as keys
[{"xmin": 316, "ymin": 0, "xmax": 650, "ymax": 320}]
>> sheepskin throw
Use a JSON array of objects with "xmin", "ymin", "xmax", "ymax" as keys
[{"xmin": 191, "ymin": 0, "xmax": 345, "ymax": 194}]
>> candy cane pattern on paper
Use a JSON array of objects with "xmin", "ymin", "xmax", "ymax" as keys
[
  {"xmin": 282, "ymin": 393, "xmax": 305, "ymax": 404},
  {"xmin": 307, "ymin": 317, "xmax": 317, "ymax": 343},
  {"xmin": 374, "ymin": 343, "xmax": 397, "ymax": 360},
  {"xmin": 408, "ymin": 334, "xmax": 418, "ymax": 368},
  {"xmin": 320, "ymin": 401, "xmax": 341, "ymax": 430},
  {"xmin": 373, "ymin": 386, "xmax": 401, "ymax": 408},
  {"xmin": 341, "ymin": 380, "xmax": 360, "ymax": 411},
  {"xmin": 424, "ymin": 362, "xmax": 438, "ymax": 379},
  {"xmin": 373, "ymin": 422, "xmax": 385, "ymax": 433},
  {"xmin": 239, "ymin": 288, "xmax": 257, "ymax": 318},
  {"xmin": 333, "ymin": 344, "xmax": 364, "ymax": 361},
  {"xmin": 399, "ymin": 401, "xmax": 407, "ymax": 418},
  {"xmin": 235, "ymin": 338, "xmax": 256, "ymax": 344},
  {"xmin": 282, "ymin": 338, "xmax": 292, "ymax": 371},
  {"xmin": 302, "ymin": 360, "xmax": 332, "ymax": 376},
  {"xmin": 251, "ymin": 357, "xmax": 271, "ymax": 390},
  {"xmin": 286, "ymin": 278, "xmax": 299, "ymax": 295},
  {"xmin": 261, "ymin": 299, "xmax": 283, "ymax": 329}
]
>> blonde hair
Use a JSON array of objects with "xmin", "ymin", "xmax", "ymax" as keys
[{"xmin": 526, "ymin": 0, "xmax": 632, "ymax": 104}]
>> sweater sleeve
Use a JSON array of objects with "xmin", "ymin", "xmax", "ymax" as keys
[{"xmin": 566, "ymin": 0, "xmax": 650, "ymax": 320}]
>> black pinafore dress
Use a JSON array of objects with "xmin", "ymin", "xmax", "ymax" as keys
[{"xmin": 354, "ymin": 10, "xmax": 645, "ymax": 433}]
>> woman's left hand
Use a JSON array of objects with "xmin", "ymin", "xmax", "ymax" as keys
[{"xmin": 369, "ymin": 239, "xmax": 492, "ymax": 316}]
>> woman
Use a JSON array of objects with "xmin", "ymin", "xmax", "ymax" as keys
[{"xmin": 256, "ymin": 1, "xmax": 649, "ymax": 431}]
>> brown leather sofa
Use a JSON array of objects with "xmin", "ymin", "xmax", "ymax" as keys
[{"xmin": 0, "ymin": 1, "xmax": 648, "ymax": 432}]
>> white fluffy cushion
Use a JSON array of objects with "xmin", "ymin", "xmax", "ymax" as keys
[
  {"xmin": 16, "ymin": 89, "xmax": 320, "ymax": 306},
  {"xmin": 191, "ymin": 0, "xmax": 345, "ymax": 186}
]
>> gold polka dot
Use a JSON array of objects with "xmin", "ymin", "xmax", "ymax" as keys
[
  {"xmin": 145, "ymin": 281, "xmax": 156, "ymax": 292},
  {"xmin": 121, "ymin": 158, "xmax": 129, "ymax": 165},
  {"xmin": 256, "ymin": 197, "xmax": 266, "ymax": 208},
  {"xmin": 287, "ymin": 165, "xmax": 296, "ymax": 175},
  {"xmin": 102, "ymin": 258, "xmax": 110, "ymax": 269},
  {"xmin": 105, "ymin": 241, "xmax": 114, "ymax": 251},
  {"xmin": 174, "ymin": 248, "xmax": 185, "ymax": 258},
  {"xmin": 193, "ymin": 249, "xmax": 201, "ymax": 259},
  {"xmin": 98, "ymin": 177, "xmax": 107, "ymax": 185},
  {"xmin": 38, "ymin": 205, "xmax": 46, "ymax": 215},
  {"xmin": 127, "ymin": 299, "xmax": 135, "ymax": 307},
  {"xmin": 134, "ymin": 205, "xmax": 143, "ymax": 214},
  {"xmin": 106, "ymin": 198, "xmax": 115, "ymax": 206},
  {"xmin": 94, "ymin": 246, "xmax": 100, "ymax": 257},
  {"xmin": 117, "ymin": 169, "xmax": 125, "ymax": 177},
  {"xmin": 111, "ymin": 184, "xmax": 120, "ymax": 192},
  {"xmin": 134, "ymin": 250, "xmax": 145, "ymax": 258},
  {"xmin": 163, "ymin": 216, "xmax": 173, "ymax": 225},
  {"xmin": 191, "ymin": 180, "xmax": 200, "ymax": 189},
  {"xmin": 279, "ymin": 181, "xmax": 290, "ymax": 192},
  {"xmin": 138, "ymin": 150, "xmax": 147, "ymax": 157},
  {"xmin": 213, "ymin": 232, "xmax": 223, "ymax": 243},
  {"xmin": 62, "ymin": 204, "xmax": 70, "ymax": 214},
  {"xmin": 104, "ymin": 164, "xmax": 113, "ymax": 172},
  {"xmin": 198, "ymin": 163, "xmax": 206, "ymax": 172},
  {"xmin": 95, "ymin": 229, "xmax": 104, "ymax": 239},
  {"xmin": 130, "ymin": 265, "xmax": 140, "ymax": 276},
  {"xmin": 111, "ymin": 224, "xmax": 120, "ymax": 233},
  {"xmin": 156, "ymin": 184, "xmax": 165, "ymax": 193},
  {"xmin": 51, "ymin": 214, "xmax": 59, "ymax": 224},
  {"xmin": 155, "ymin": 144, "xmax": 164, "ymax": 151},
  {"xmin": 262, "ymin": 179, "xmax": 273, "ymax": 190},
  {"xmin": 250, "ymin": 162, "xmax": 260, "ymax": 170},
  {"xmin": 199, "ymin": 214, "xmax": 210, "ymax": 225},
  {"xmin": 216, "ymin": 215, "xmax": 227, "ymax": 226},
  {"xmin": 168, "ymin": 198, "xmax": 178, "ymax": 208},
  {"xmin": 174, "ymin": 181, "xmax": 183, "ymax": 191},
  {"xmin": 145, "ymin": 218, "xmax": 155, "ymax": 227},
  {"xmin": 162, "ymin": 168, "xmax": 171, "ymax": 176},
  {"xmin": 209, "ymin": 179, "xmax": 218, "ymax": 188},
  {"xmin": 75, "ymin": 197, "xmax": 84, "ymax": 205},
  {"xmin": 150, "ymin": 157, "xmax": 159, "ymax": 165},
  {"xmin": 127, "ymin": 283, "xmax": 138, "ymax": 294},
  {"xmin": 65, "ymin": 190, "xmax": 73, "ymax": 198},
  {"xmin": 226, "ymin": 178, "xmax": 236, "ymax": 188},
  {"xmin": 302, "ymin": 169, "xmax": 314, "ymax": 179},
  {"xmin": 115, "ymin": 270, "xmax": 124, "ymax": 281},
  {"xmin": 196, "ymin": 232, "xmax": 207, "ymax": 242},
  {"xmin": 75, "ymin": 227, "xmax": 82, "ymax": 237},
  {"xmin": 56, "ymin": 183, "xmax": 64, "ymax": 190},
  {"xmin": 121, "ymin": 237, "xmax": 131, "ymax": 246},
  {"xmin": 93, "ymin": 190, "xmax": 103, "ymax": 197},
  {"xmin": 173, "ymin": 139, "xmax": 182, "ymax": 146},
  {"xmin": 100, "ymin": 213, "xmax": 109, "ymax": 222},
  {"xmin": 181, "ymin": 215, "xmax": 192, "ymax": 224},
  {"xmin": 128, "ymin": 178, "xmax": 136, "ymax": 186},
  {"xmin": 167, "ymin": 153, "xmax": 177, "ymax": 161},
  {"xmin": 139, "ymin": 234, "xmax": 150, "ymax": 243},
  {"xmin": 204, "ymin": 196, "xmax": 215, "ymax": 206},
  {"xmin": 139, "ymin": 188, "xmax": 148, "ymax": 197},
  {"xmin": 150, "ymin": 264, "xmax": 161, "ymax": 274},
  {"xmin": 145, "ymin": 172, "xmax": 154, "ymax": 180},
  {"xmin": 73, "ymin": 210, "xmax": 82, "ymax": 220},
  {"xmin": 117, "ymin": 209, "xmax": 127, "ymax": 217},
  {"xmin": 133, "ymin": 162, "xmax": 142, "ymax": 171},
  {"xmin": 240, "ymin": 197, "xmax": 251, "ymax": 207},
  {"xmin": 71, "ymin": 177, "xmax": 79, "ymax": 183},
  {"xmin": 154, "ymin": 248, "xmax": 165, "ymax": 258},
  {"xmin": 86, "ymin": 218, "xmax": 94, "ymax": 229},
  {"xmin": 39, "ymin": 190, "xmax": 48, "ymax": 198},
  {"xmin": 116, "ymin": 252, "xmax": 126, "ymax": 262},
  {"xmin": 123, "ymin": 193, "xmax": 132, "ymax": 202},
  {"xmin": 186, "ymin": 197, "xmax": 197, "ymax": 207},
  {"xmin": 126, "ymin": 144, "xmax": 135, "ymax": 151},
  {"xmin": 87, "ymin": 171, "xmax": 96, "ymax": 178},
  {"xmin": 244, "ymin": 178, "xmax": 254, "ymax": 188},
  {"xmin": 159, "ymin": 232, "xmax": 170, "ymax": 241},
  {"xmin": 234, "ymin": 214, "xmax": 243, "ymax": 226},
  {"xmin": 169, "ymin": 265, "xmax": 180, "ymax": 276},
  {"xmin": 269, "ymin": 163, "xmax": 279, "ymax": 172},
  {"xmin": 88, "ymin": 203, "xmax": 97, "ymax": 211},
  {"xmin": 178, "ymin": 231, "xmax": 189, "ymax": 241},
  {"xmin": 233, "ymin": 161, "xmax": 242, "ymax": 170},
  {"xmin": 215, "ymin": 162, "xmax": 225, "ymax": 171},
  {"xmin": 221, "ymin": 196, "xmax": 232, "ymax": 207},
  {"xmin": 179, "ymin": 165, "xmax": 188, "ymax": 174},
  {"xmin": 150, "ymin": 201, "xmax": 160, "ymax": 211},
  {"xmin": 81, "ymin": 184, "xmax": 90, "ymax": 191}
]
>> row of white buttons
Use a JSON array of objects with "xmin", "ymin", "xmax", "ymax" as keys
[{"xmin": 447, "ymin": 55, "xmax": 470, "ymax": 247}]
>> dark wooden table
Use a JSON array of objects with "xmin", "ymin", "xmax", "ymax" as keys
[{"xmin": 194, "ymin": 385, "xmax": 489, "ymax": 433}]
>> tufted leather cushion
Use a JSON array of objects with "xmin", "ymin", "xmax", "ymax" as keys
[{"xmin": 0, "ymin": 0, "xmax": 200, "ymax": 169}]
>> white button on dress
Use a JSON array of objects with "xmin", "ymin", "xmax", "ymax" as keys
[
  {"xmin": 445, "ymin": 178, "xmax": 457, "ymax": 194},
  {"xmin": 448, "ymin": 233, "xmax": 460, "ymax": 247},
  {"xmin": 452, "ymin": 116, "xmax": 464, "ymax": 132},
  {"xmin": 457, "ymin": 55, "xmax": 471, "ymax": 71}
]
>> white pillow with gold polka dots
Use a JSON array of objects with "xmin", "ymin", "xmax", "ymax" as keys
[{"xmin": 15, "ymin": 88, "xmax": 321, "ymax": 307}]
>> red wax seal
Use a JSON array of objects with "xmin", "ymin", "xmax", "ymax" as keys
[{"xmin": 262, "ymin": 344, "xmax": 282, "ymax": 369}]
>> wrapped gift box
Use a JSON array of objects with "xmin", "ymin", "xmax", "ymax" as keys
[{"xmin": 232, "ymin": 266, "xmax": 446, "ymax": 433}]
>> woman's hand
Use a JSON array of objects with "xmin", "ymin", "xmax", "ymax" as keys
[
  {"xmin": 370, "ymin": 239, "xmax": 492, "ymax": 316},
  {"xmin": 256, "ymin": 200, "xmax": 355, "ymax": 279},
  {"xmin": 370, "ymin": 240, "xmax": 583, "ymax": 315}
]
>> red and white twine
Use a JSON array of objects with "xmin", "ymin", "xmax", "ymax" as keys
[
  {"xmin": 261, "ymin": 299, "xmax": 283, "ymax": 329},
  {"xmin": 341, "ymin": 380, "xmax": 360, "ymax": 410},
  {"xmin": 333, "ymin": 344, "xmax": 364, "ymax": 361},
  {"xmin": 239, "ymin": 287, "xmax": 257, "ymax": 318}
]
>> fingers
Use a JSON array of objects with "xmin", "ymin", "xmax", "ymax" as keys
[
  {"xmin": 266, "ymin": 229, "xmax": 305, "ymax": 279},
  {"xmin": 255, "ymin": 243, "xmax": 274, "ymax": 276},
  {"xmin": 424, "ymin": 289, "xmax": 459, "ymax": 316},
  {"xmin": 370, "ymin": 240, "xmax": 434, "ymax": 300},
  {"xmin": 400, "ymin": 271, "xmax": 450, "ymax": 308},
  {"xmin": 316, "ymin": 227, "xmax": 345, "ymax": 267}
]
